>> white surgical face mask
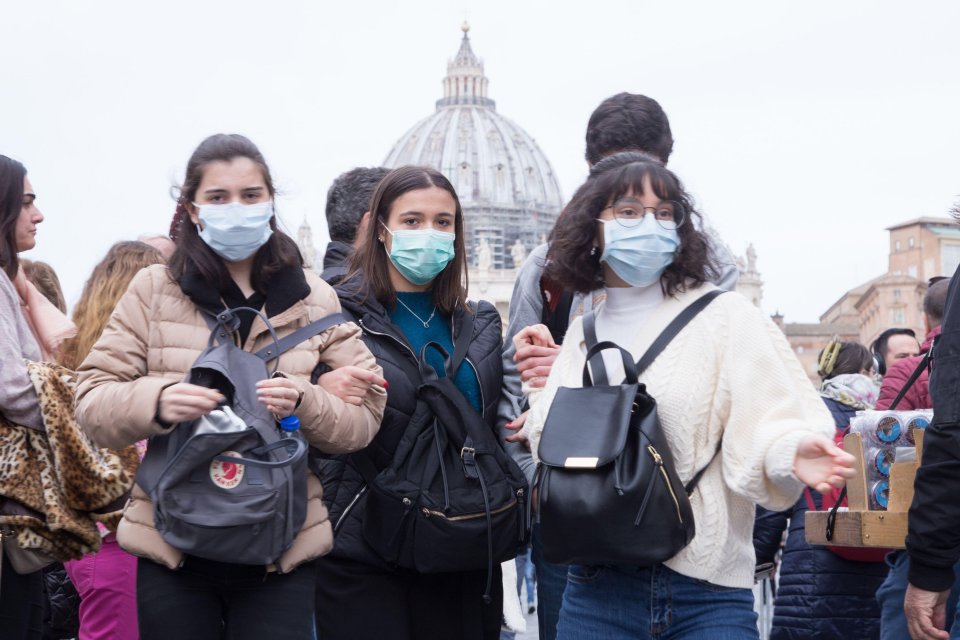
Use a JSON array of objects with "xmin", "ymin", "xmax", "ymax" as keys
[
  {"xmin": 194, "ymin": 201, "xmax": 275, "ymax": 262},
  {"xmin": 599, "ymin": 214, "xmax": 680, "ymax": 287}
]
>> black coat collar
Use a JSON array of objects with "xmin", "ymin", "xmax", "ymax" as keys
[{"xmin": 178, "ymin": 263, "xmax": 311, "ymax": 319}]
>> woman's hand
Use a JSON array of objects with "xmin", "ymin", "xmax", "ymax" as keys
[
  {"xmin": 513, "ymin": 324, "xmax": 559, "ymax": 389},
  {"xmin": 793, "ymin": 434, "xmax": 856, "ymax": 492},
  {"xmin": 158, "ymin": 383, "xmax": 224, "ymax": 424},
  {"xmin": 318, "ymin": 366, "xmax": 388, "ymax": 406},
  {"xmin": 256, "ymin": 377, "xmax": 303, "ymax": 419},
  {"xmin": 504, "ymin": 410, "xmax": 530, "ymax": 447}
]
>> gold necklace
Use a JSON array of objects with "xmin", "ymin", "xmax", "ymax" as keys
[{"xmin": 396, "ymin": 297, "xmax": 438, "ymax": 328}]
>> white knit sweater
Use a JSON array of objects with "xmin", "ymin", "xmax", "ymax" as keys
[{"xmin": 522, "ymin": 284, "xmax": 834, "ymax": 588}]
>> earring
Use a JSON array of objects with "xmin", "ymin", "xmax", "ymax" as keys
[{"xmin": 590, "ymin": 246, "xmax": 598, "ymax": 256}]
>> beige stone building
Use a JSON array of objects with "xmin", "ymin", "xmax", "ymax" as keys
[{"xmin": 821, "ymin": 217, "xmax": 957, "ymax": 348}]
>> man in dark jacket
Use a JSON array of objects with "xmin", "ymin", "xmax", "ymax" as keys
[
  {"xmin": 320, "ymin": 166, "xmax": 389, "ymax": 284},
  {"xmin": 876, "ymin": 279, "xmax": 949, "ymax": 412},
  {"xmin": 905, "ymin": 266, "xmax": 960, "ymax": 640},
  {"xmin": 875, "ymin": 278, "xmax": 956, "ymax": 640}
]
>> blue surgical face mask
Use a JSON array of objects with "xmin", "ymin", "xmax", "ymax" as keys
[
  {"xmin": 599, "ymin": 214, "xmax": 681, "ymax": 287},
  {"xmin": 194, "ymin": 201, "xmax": 275, "ymax": 262},
  {"xmin": 382, "ymin": 224, "xmax": 456, "ymax": 286}
]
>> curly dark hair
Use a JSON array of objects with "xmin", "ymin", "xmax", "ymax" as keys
[{"xmin": 545, "ymin": 160, "xmax": 716, "ymax": 296}]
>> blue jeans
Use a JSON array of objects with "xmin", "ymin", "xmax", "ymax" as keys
[
  {"xmin": 877, "ymin": 551, "xmax": 960, "ymax": 640},
  {"xmin": 531, "ymin": 522, "xmax": 568, "ymax": 640},
  {"xmin": 556, "ymin": 564, "xmax": 758, "ymax": 640}
]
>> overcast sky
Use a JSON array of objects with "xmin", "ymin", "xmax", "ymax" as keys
[{"xmin": 4, "ymin": 0, "xmax": 959, "ymax": 323}]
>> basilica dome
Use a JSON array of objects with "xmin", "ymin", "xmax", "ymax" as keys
[{"xmin": 384, "ymin": 24, "xmax": 564, "ymax": 270}]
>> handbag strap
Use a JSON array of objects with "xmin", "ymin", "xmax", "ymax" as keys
[
  {"xmin": 635, "ymin": 290, "xmax": 725, "ymax": 376},
  {"xmin": 252, "ymin": 313, "xmax": 346, "ymax": 363},
  {"xmin": 583, "ymin": 289, "xmax": 725, "ymax": 382},
  {"xmin": 825, "ymin": 345, "xmax": 935, "ymax": 541}
]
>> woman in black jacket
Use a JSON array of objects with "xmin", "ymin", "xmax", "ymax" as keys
[
  {"xmin": 314, "ymin": 166, "xmax": 505, "ymax": 640},
  {"xmin": 756, "ymin": 340, "xmax": 888, "ymax": 639}
]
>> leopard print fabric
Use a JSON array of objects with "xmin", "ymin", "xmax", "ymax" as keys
[{"xmin": 0, "ymin": 361, "xmax": 139, "ymax": 560}]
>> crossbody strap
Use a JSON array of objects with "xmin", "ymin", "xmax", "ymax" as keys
[
  {"xmin": 582, "ymin": 311, "xmax": 609, "ymax": 386},
  {"xmin": 252, "ymin": 313, "xmax": 346, "ymax": 362}
]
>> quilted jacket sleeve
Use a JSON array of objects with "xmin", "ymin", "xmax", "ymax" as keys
[
  {"xmin": 76, "ymin": 269, "xmax": 176, "ymax": 449},
  {"xmin": 287, "ymin": 283, "xmax": 385, "ymax": 454}
]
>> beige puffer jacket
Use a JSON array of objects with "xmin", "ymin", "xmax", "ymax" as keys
[{"xmin": 75, "ymin": 264, "xmax": 386, "ymax": 572}]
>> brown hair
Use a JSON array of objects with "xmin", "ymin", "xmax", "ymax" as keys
[
  {"xmin": 167, "ymin": 134, "xmax": 302, "ymax": 292},
  {"xmin": 545, "ymin": 160, "xmax": 716, "ymax": 295},
  {"xmin": 346, "ymin": 166, "xmax": 468, "ymax": 315},
  {"xmin": 0, "ymin": 155, "xmax": 27, "ymax": 279},
  {"xmin": 59, "ymin": 241, "xmax": 165, "ymax": 370},
  {"xmin": 20, "ymin": 260, "xmax": 66, "ymax": 313}
]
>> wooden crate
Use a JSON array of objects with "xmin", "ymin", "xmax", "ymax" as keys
[{"xmin": 804, "ymin": 429, "xmax": 923, "ymax": 549}]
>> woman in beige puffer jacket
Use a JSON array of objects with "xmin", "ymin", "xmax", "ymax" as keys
[{"xmin": 75, "ymin": 134, "xmax": 386, "ymax": 640}]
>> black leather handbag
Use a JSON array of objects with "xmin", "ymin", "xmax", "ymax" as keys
[{"xmin": 536, "ymin": 290, "xmax": 723, "ymax": 565}]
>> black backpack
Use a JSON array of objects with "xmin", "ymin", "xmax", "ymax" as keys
[
  {"xmin": 354, "ymin": 309, "xmax": 528, "ymax": 601},
  {"xmin": 536, "ymin": 290, "xmax": 723, "ymax": 565}
]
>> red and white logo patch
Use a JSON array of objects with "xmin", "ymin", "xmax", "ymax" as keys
[{"xmin": 210, "ymin": 451, "xmax": 245, "ymax": 489}]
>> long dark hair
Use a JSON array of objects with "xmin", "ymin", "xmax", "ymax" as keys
[
  {"xmin": 167, "ymin": 134, "xmax": 302, "ymax": 292},
  {"xmin": 0, "ymin": 155, "xmax": 27, "ymax": 279},
  {"xmin": 347, "ymin": 166, "xmax": 468, "ymax": 315},
  {"xmin": 545, "ymin": 160, "xmax": 716, "ymax": 296}
]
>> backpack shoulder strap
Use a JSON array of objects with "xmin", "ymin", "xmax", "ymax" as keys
[
  {"xmin": 888, "ymin": 347, "xmax": 934, "ymax": 410},
  {"xmin": 449, "ymin": 305, "xmax": 476, "ymax": 376},
  {"xmin": 636, "ymin": 289, "xmax": 725, "ymax": 376},
  {"xmin": 582, "ymin": 310, "xmax": 609, "ymax": 386},
  {"xmin": 253, "ymin": 313, "xmax": 347, "ymax": 363}
]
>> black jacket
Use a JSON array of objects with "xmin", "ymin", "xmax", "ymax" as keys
[
  {"xmin": 908, "ymin": 268, "xmax": 960, "ymax": 591},
  {"xmin": 320, "ymin": 241, "xmax": 352, "ymax": 286},
  {"xmin": 318, "ymin": 280, "xmax": 504, "ymax": 566},
  {"xmin": 756, "ymin": 398, "xmax": 886, "ymax": 640}
]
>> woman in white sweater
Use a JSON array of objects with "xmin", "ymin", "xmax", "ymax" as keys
[{"xmin": 518, "ymin": 159, "xmax": 854, "ymax": 640}]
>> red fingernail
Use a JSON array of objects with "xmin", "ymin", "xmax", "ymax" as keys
[{"xmin": 383, "ymin": 381, "xmax": 389, "ymax": 389}]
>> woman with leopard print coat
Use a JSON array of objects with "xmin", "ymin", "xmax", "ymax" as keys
[{"xmin": 0, "ymin": 156, "xmax": 76, "ymax": 640}]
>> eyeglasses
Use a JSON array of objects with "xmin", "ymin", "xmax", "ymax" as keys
[{"xmin": 601, "ymin": 198, "xmax": 686, "ymax": 230}]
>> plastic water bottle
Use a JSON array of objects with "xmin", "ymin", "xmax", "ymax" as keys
[{"xmin": 279, "ymin": 415, "xmax": 300, "ymax": 436}]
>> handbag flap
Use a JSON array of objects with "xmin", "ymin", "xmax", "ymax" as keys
[{"xmin": 538, "ymin": 383, "xmax": 639, "ymax": 468}]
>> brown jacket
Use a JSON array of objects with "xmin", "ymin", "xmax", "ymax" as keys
[{"xmin": 75, "ymin": 264, "xmax": 385, "ymax": 572}]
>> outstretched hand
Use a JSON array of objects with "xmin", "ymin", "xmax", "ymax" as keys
[{"xmin": 793, "ymin": 434, "xmax": 856, "ymax": 493}]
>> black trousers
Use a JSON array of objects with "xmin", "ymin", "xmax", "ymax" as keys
[
  {"xmin": 0, "ymin": 554, "xmax": 43, "ymax": 640},
  {"xmin": 137, "ymin": 556, "xmax": 316, "ymax": 640},
  {"xmin": 315, "ymin": 555, "xmax": 502, "ymax": 640}
]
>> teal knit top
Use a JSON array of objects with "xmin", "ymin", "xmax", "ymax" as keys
[{"xmin": 389, "ymin": 291, "xmax": 482, "ymax": 413}]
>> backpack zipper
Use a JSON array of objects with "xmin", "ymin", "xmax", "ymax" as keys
[
  {"xmin": 420, "ymin": 497, "xmax": 517, "ymax": 521},
  {"xmin": 647, "ymin": 445, "xmax": 683, "ymax": 524},
  {"xmin": 334, "ymin": 485, "xmax": 368, "ymax": 535}
]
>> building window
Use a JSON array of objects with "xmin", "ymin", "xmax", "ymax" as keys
[
  {"xmin": 909, "ymin": 237, "xmax": 915, "ymax": 248},
  {"xmin": 908, "ymin": 265, "xmax": 918, "ymax": 278},
  {"xmin": 896, "ymin": 240, "xmax": 901, "ymax": 252},
  {"xmin": 893, "ymin": 309, "xmax": 905, "ymax": 323},
  {"xmin": 796, "ymin": 346, "xmax": 804, "ymax": 355},
  {"xmin": 893, "ymin": 289, "xmax": 901, "ymax": 299}
]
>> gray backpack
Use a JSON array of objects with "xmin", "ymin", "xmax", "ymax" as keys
[{"xmin": 136, "ymin": 307, "xmax": 344, "ymax": 567}]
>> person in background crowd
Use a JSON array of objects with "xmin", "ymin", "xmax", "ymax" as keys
[
  {"xmin": 59, "ymin": 240, "xmax": 166, "ymax": 640},
  {"xmin": 315, "ymin": 165, "xmax": 504, "ymax": 640},
  {"xmin": 873, "ymin": 279, "xmax": 960, "ymax": 639},
  {"xmin": 321, "ymin": 166, "xmax": 390, "ymax": 285},
  {"xmin": 74, "ymin": 134, "xmax": 385, "ymax": 640},
  {"xmin": 518, "ymin": 159, "xmax": 853, "ymax": 640},
  {"xmin": 871, "ymin": 327, "xmax": 920, "ymax": 376},
  {"xmin": 499, "ymin": 92, "xmax": 739, "ymax": 640},
  {"xmin": 756, "ymin": 340, "xmax": 887, "ymax": 639},
  {"xmin": 21, "ymin": 259, "xmax": 66, "ymax": 312},
  {"xmin": 136, "ymin": 234, "xmax": 176, "ymax": 260},
  {"xmin": 0, "ymin": 155, "xmax": 76, "ymax": 640}
]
